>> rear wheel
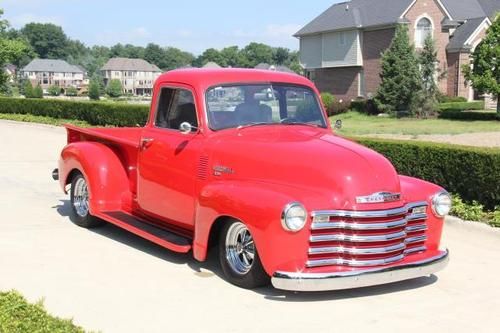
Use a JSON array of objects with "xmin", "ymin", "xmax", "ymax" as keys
[
  {"xmin": 70, "ymin": 172, "xmax": 103, "ymax": 228},
  {"xmin": 219, "ymin": 220, "xmax": 269, "ymax": 289}
]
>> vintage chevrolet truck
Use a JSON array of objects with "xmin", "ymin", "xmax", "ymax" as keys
[{"xmin": 53, "ymin": 68, "xmax": 450, "ymax": 291}]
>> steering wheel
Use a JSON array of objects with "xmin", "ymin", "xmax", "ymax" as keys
[{"xmin": 280, "ymin": 117, "xmax": 297, "ymax": 124}]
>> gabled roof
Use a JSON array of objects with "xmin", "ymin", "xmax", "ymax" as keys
[
  {"xmin": 21, "ymin": 59, "xmax": 83, "ymax": 73},
  {"xmin": 447, "ymin": 17, "xmax": 490, "ymax": 51},
  {"xmin": 101, "ymin": 58, "xmax": 161, "ymax": 72},
  {"xmin": 203, "ymin": 61, "xmax": 222, "ymax": 68},
  {"xmin": 254, "ymin": 63, "xmax": 296, "ymax": 73},
  {"xmin": 295, "ymin": 0, "xmax": 500, "ymax": 37}
]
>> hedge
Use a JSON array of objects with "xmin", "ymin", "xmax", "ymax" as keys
[
  {"xmin": 438, "ymin": 101, "xmax": 485, "ymax": 112},
  {"xmin": 439, "ymin": 110, "xmax": 499, "ymax": 121},
  {"xmin": 0, "ymin": 291, "xmax": 86, "ymax": 333},
  {"xmin": 357, "ymin": 138, "xmax": 500, "ymax": 209},
  {"xmin": 0, "ymin": 97, "xmax": 149, "ymax": 127}
]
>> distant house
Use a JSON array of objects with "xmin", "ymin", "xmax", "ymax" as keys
[
  {"xmin": 203, "ymin": 62, "xmax": 222, "ymax": 69},
  {"xmin": 4, "ymin": 64, "xmax": 17, "ymax": 83},
  {"xmin": 20, "ymin": 59, "xmax": 85, "ymax": 92},
  {"xmin": 295, "ymin": 0, "xmax": 500, "ymax": 101},
  {"xmin": 101, "ymin": 58, "xmax": 162, "ymax": 96},
  {"xmin": 254, "ymin": 63, "xmax": 296, "ymax": 74}
]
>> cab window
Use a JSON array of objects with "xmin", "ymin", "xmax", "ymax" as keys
[{"xmin": 155, "ymin": 88, "xmax": 198, "ymax": 131}]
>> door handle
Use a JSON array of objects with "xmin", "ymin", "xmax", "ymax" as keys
[{"xmin": 140, "ymin": 137, "xmax": 154, "ymax": 150}]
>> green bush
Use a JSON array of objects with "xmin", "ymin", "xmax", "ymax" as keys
[
  {"xmin": 23, "ymin": 80, "xmax": 34, "ymax": 98},
  {"xmin": 350, "ymin": 99, "xmax": 380, "ymax": 115},
  {"xmin": 0, "ymin": 97, "xmax": 149, "ymax": 127},
  {"xmin": 48, "ymin": 85, "xmax": 61, "ymax": 96},
  {"xmin": 106, "ymin": 79, "xmax": 123, "ymax": 98},
  {"xmin": 356, "ymin": 138, "xmax": 500, "ymax": 209},
  {"xmin": 33, "ymin": 85, "xmax": 43, "ymax": 99},
  {"xmin": 439, "ymin": 110, "xmax": 499, "ymax": 121},
  {"xmin": 65, "ymin": 87, "xmax": 78, "ymax": 97},
  {"xmin": 0, "ymin": 290, "xmax": 86, "ymax": 333},
  {"xmin": 438, "ymin": 101, "xmax": 485, "ymax": 112},
  {"xmin": 320, "ymin": 92, "xmax": 335, "ymax": 111},
  {"xmin": 450, "ymin": 195, "xmax": 485, "ymax": 221},
  {"xmin": 437, "ymin": 93, "xmax": 468, "ymax": 103}
]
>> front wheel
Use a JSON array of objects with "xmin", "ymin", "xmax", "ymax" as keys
[
  {"xmin": 70, "ymin": 172, "xmax": 103, "ymax": 228},
  {"xmin": 219, "ymin": 220, "xmax": 269, "ymax": 289}
]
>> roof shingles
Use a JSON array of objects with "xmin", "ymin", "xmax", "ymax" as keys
[
  {"xmin": 22, "ymin": 59, "xmax": 83, "ymax": 73},
  {"xmin": 101, "ymin": 58, "xmax": 161, "ymax": 72}
]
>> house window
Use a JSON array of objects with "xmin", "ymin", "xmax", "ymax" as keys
[
  {"xmin": 339, "ymin": 31, "xmax": 346, "ymax": 46},
  {"xmin": 415, "ymin": 17, "xmax": 432, "ymax": 48}
]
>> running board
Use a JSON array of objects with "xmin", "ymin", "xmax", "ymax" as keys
[{"xmin": 96, "ymin": 211, "xmax": 192, "ymax": 253}]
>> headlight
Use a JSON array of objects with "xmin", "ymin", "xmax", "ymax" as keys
[
  {"xmin": 281, "ymin": 202, "xmax": 307, "ymax": 232},
  {"xmin": 432, "ymin": 192, "xmax": 452, "ymax": 217}
]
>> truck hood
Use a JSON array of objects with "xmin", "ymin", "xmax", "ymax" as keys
[{"xmin": 209, "ymin": 125, "xmax": 401, "ymax": 208}]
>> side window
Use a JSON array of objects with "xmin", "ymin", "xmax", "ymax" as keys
[{"xmin": 155, "ymin": 88, "xmax": 198, "ymax": 131}]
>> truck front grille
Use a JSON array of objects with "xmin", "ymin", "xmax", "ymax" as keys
[{"xmin": 307, "ymin": 202, "xmax": 428, "ymax": 268}]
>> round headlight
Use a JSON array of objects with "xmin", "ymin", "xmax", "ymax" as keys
[
  {"xmin": 281, "ymin": 202, "xmax": 307, "ymax": 232},
  {"xmin": 432, "ymin": 192, "xmax": 452, "ymax": 217}
]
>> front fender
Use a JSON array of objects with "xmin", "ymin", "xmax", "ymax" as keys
[
  {"xmin": 193, "ymin": 181, "xmax": 322, "ymax": 275},
  {"xmin": 58, "ymin": 142, "xmax": 131, "ymax": 214}
]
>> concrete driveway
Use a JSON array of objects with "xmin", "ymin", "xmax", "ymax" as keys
[{"xmin": 1, "ymin": 120, "xmax": 499, "ymax": 333}]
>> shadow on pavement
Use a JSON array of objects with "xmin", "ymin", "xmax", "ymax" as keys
[{"xmin": 55, "ymin": 199, "xmax": 440, "ymax": 302}]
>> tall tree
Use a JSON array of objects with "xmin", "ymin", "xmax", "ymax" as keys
[
  {"xmin": 220, "ymin": 46, "xmax": 243, "ymax": 67},
  {"xmin": 144, "ymin": 43, "xmax": 165, "ymax": 68},
  {"xmin": 273, "ymin": 47, "xmax": 290, "ymax": 65},
  {"xmin": 88, "ymin": 78, "xmax": 100, "ymax": 100},
  {"xmin": 463, "ymin": 17, "xmax": 500, "ymax": 114},
  {"xmin": 240, "ymin": 42, "xmax": 274, "ymax": 67},
  {"xmin": 416, "ymin": 35, "xmax": 441, "ymax": 117},
  {"xmin": 21, "ymin": 23, "xmax": 68, "ymax": 59},
  {"xmin": 197, "ymin": 48, "xmax": 227, "ymax": 67},
  {"xmin": 375, "ymin": 24, "xmax": 422, "ymax": 115}
]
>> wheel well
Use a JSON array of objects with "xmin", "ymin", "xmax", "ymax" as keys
[
  {"xmin": 66, "ymin": 169, "xmax": 81, "ymax": 185},
  {"xmin": 207, "ymin": 216, "xmax": 235, "ymax": 254}
]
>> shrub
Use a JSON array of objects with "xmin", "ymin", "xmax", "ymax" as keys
[
  {"xmin": 0, "ymin": 290, "xmax": 85, "ymax": 333},
  {"xmin": 350, "ymin": 98, "xmax": 380, "ymax": 115},
  {"xmin": 450, "ymin": 195, "xmax": 485, "ymax": 221},
  {"xmin": 65, "ymin": 86, "xmax": 78, "ymax": 97},
  {"xmin": 439, "ymin": 110, "xmax": 499, "ymax": 121},
  {"xmin": 33, "ymin": 84, "xmax": 43, "ymax": 99},
  {"xmin": 0, "ymin": 97, "xmax": 149, "ymax": 127},
  {"xmin": 438, "ymin": 101, "xmax": 485, "ymax": 112},
  {"xmin": 356, "ymin": 138, "xmax": 500, "ymax": 209},
  {"xmin": 48, "ymin": 85, "xmax": 61, "ymax": 96},
  {"xmin": 106, "ymin": 79, "xmax": 123, "ymax": 98},
  {"xmin": 320, "ymin": 92, "xmax": 335, "ymax": 111},
  {"xmin": 88, "ymin": 79, "xmax": 100, "ymax": 100},
  {"xmin": 437, "ymin": 93, "xmax": 467, "ymax": 103},
  {"xmin": 23, "ymin": 80, "xmax": 34, "ymax": 98},
  {"xmin": 329, "ymin": 100, "xmax": 350, "ymax": 116}
]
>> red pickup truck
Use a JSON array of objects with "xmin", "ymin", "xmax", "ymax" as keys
[{"xmin": 53, "ymin": 68, "xmax": 450, "ymax": 291}]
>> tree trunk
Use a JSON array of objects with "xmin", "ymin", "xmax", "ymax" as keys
[{"xmin": 497, "ymin": 96, "xmax": 500, "ymax": 115}]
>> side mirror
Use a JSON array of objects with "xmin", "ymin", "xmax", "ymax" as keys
[
  {"xmin": 179, "ymin": 122, "xmax": 197, "ymax": 134},
  {"xmin": 334, "ymin": 119, "xmax": 343, "ymax": 130}
]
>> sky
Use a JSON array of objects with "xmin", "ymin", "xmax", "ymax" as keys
[{"xmin": 1, "ymin": 0, "xmax": 341, "ymax": 54}]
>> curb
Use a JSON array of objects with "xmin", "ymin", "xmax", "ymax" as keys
[{"xmin": 445, "ymin": 215, "xmax": 500, "ymax": 237}]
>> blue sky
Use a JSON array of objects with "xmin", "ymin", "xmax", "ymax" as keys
[{"xmin": 1, "ymin": 0, "xmax": 341, "ymax": 54}]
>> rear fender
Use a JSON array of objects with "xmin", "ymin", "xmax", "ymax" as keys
[{"xmin": 58, "ymin": 142, "xmax": 131, "ymax": 213}]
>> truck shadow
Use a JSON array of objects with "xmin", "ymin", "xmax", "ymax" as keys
[{"xmin": 55, "ymin": 199, "xmax": 439, "ymax": 302}]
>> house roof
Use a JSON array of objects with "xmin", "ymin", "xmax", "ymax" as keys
[
  {"xmin": 21, "ymin": 59, "xmax": 83, "ymax": 73},
  {"xmin": 295, "ymin": 0, "xmax": 500, "ymax": 37},
  {"xmin": 5, "ymin": 64, "xmax": 17, "ymax": 72},
  {"xmin": 202, "ymin": 61, "xmax": 222, "ymax": 68},
  {"xmin": 101, "ymin": 58, "xmax": 161, "ymax": 72},
  {"xmin": 447, "ymin": 16, "xmax": 489, "ymax": 51},
  {"xmin": 254, "ymin": 63, "xmax": 296, "ymax": 73}
]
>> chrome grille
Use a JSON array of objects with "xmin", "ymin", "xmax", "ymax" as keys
[{"xmin": 307, "ymin": 202, "xmax": 428, "ymax": 268}]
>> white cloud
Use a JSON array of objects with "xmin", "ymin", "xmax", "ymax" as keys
[{"xmin": 131, "ymin": 27, "xmax": 150, "ymax": 39}]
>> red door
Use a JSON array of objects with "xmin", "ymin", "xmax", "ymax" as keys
[{"xmin": 137, "ymin": 86, "xmax": 202, "ymax": 230}]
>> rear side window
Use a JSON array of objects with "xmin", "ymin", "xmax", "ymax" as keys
[{"xmin": 155, "ymin": 88, "xmax": 198, "ymax": 131}]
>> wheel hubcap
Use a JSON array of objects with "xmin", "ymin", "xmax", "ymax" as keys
[
  {"xmin": 73, "ymin": 177, "xmax": 89, "ymax": 217},
  {"xmin": 225, "ymin": 222, "xmax": 255, "ymax": 275}
]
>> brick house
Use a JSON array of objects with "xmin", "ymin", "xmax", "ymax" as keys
[
  {"xmin": 295, "ymin": 0, "xmax": 499, "ymax": 102},
  {"xmin": 20, "ymin": 59, "xmax": 85, "ymax": 93},
  {"xmin": 101, "ymin": 58, "xmax": 162, "ymax": 96}
]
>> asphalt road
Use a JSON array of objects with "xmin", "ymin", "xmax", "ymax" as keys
[{"xmin": 1, "ymin": 120, "xmax": 499, "ymax": 333}]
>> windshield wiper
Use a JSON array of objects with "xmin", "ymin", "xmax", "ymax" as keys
[
  {"xmin": 236, "ymin": 122, "xmax": 273, "ymax": 130},
  {"xmin": 280, "ymin": 121, "xmax": 324, "ymax": 128}
]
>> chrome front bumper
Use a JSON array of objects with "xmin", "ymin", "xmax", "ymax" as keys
[{"xmin": 271, "ymin": 249, "xmax": 449, "ymax": 292}]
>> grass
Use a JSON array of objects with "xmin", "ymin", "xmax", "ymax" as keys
[
  {"xmin": 0, "ymin": 113, "xmax": 91, "ymax": 127},
  {"xmin": 332, "ymin": 111, "xmax": 500, "ymax": 136},
  {"xmin": 0, "ymin": 290, "xmax": 88, "ymax": 333}
]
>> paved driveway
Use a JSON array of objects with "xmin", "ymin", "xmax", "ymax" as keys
[{"xmin": 1, "ymin": 120, "xmax": 499, "ymax": 333}]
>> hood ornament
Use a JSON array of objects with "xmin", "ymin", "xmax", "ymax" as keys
[{"xmin": 356, "ymin": 192, "xmax": 401, "ymax": 204}]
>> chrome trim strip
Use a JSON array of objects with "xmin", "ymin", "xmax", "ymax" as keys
[
  {"xmin": 407, "ymin": 213, "xmax": 427, "ymax": 221},
  {"xmin": 311, "ymin": 201, "xmax": 428, "ymax": 220},
  {"xmin": 306, "ymin": 254, "xmax": 404, "ymax": 268},
  {"xmin": 405, "ymin": 235, "xmax": 427, "ymax": 244},
  {"xmin": 308, "ymin": 242, "xmax": 406, "ymax": 255},
  {"xmin": 271, "ymin": 250, "xmax": 449, "ymax": 291},
  {"xmin": 310, "ymin": 230, "xmax": 406, "ymax": 243},
  {"xmin": 405, "ymin": 224, "xmax": 427, "ymax": 232},
  {"xmin": 311, "ymin": 218, "xmax": 407, "ymax": 231},
  {"xmin": 404, "ymin": 245, "xmax": 427, "ymax": 254}
]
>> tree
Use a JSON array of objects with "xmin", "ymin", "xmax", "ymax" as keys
[
  {"xmin": 162, "ymin": 47, "xmax": 194, "ymax": 70},
  {"xmin": 23, "ymin": 80, "xmax": 34, "ymax": 98},
  {"xmin": 47, "ymin": 85, "xmax": 61, "ymax": 96},
  {"xmin": 65, "ymin": 86, "xmax": 78, "ymax": 97},
  {"xmin": 415, "ymin": 35, "xmax": 442, "ymax": 117},
  {"xmin": 273, "ymin": 47, "xmax": 290, "ymax": 65},
  {"xmin": 88, "ymin": 79, "xmax": 100, "ymax": 100},
  {"xmin": 463, "ymin": 17, "xmax": 500, "ymax": 114},
  {"xmin": 240, "ymin": 43, "xmax": 274, "ymax": 67},
  {"xmin": 106, "ymin": 79, "xmax": 123, "ymax": 97},
  {"xmin": 197, "ymin": 48, "xmax": 227, "ymax": 67},
  {"xmin": 33, "ymin": 84, "xmax": 43, "ymax": 98},
  {"xmin": 0, "ymin": 9, "xmax": 28, "ymax": 92},
  {"xmin": 21, "ymin": 23, "xmax": 68, "ymax": 59},
  {"xmin": 144, "ymin": 43, "xmax": 165, "ymax": 68},
  {"xmin": 220, "ymin": 46, "xmax": 243, "ymax": 67},
  {"xmin": 375, "ymin": 24, "xmax": 422, "ymax": 115}
]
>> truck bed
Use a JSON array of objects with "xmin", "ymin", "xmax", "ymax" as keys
[{"xmin": 65, "ymin": 124, "xmax": 142, "ymax": 148}]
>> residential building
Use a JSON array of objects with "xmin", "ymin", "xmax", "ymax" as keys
[
  {"xmin": 254, "ymin": 63, "xmax": 296, "ymax": 74},
  {"xmin": 20, "ymin": 59, "xmax": 85, "ymax": 92},
  {"xmin": 101, "ymin": 58, "xmax": 162, "ymax": 96},
  {"xmin": 295, "ymin": 0, "xmax": 499, "ymax": 101},
  {"xmin": 4, "ymin": 64, "xmax": 17, "ymax": 83}
]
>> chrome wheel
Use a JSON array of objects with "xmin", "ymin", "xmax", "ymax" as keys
[
  {"xmin": 225, "ymin": 222, "xmax": 255, "ymax": 275},
  {"xmin": 72, "ymin": 177, "xmax": 89, "ymax": 217}
]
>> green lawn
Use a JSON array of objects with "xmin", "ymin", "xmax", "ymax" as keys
[
  {"xmin": 0, "ymin": 113, "xmax": 91, "ymax": 127},
  {"xmin": 332, "ymin": 111, "xmax": 500, "ymax": 136}
]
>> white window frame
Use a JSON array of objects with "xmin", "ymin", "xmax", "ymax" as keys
[{"xmin": 414, "ymin": 14, "xmax": 434, "ymax": 48}]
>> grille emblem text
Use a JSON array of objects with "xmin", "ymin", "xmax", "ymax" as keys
[{"xmin": 356, "ymin": 192, "xmax": 401, "ymax": 204}]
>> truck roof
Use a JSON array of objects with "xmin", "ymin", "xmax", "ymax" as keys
[{"xmin": 156, "ymin": 68, "xmax": 315, "ymax": 91}]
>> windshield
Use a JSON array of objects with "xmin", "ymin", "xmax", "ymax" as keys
[{"xmin": 206, "ymin": 84, "xmax": 328, "ymax": 130}]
